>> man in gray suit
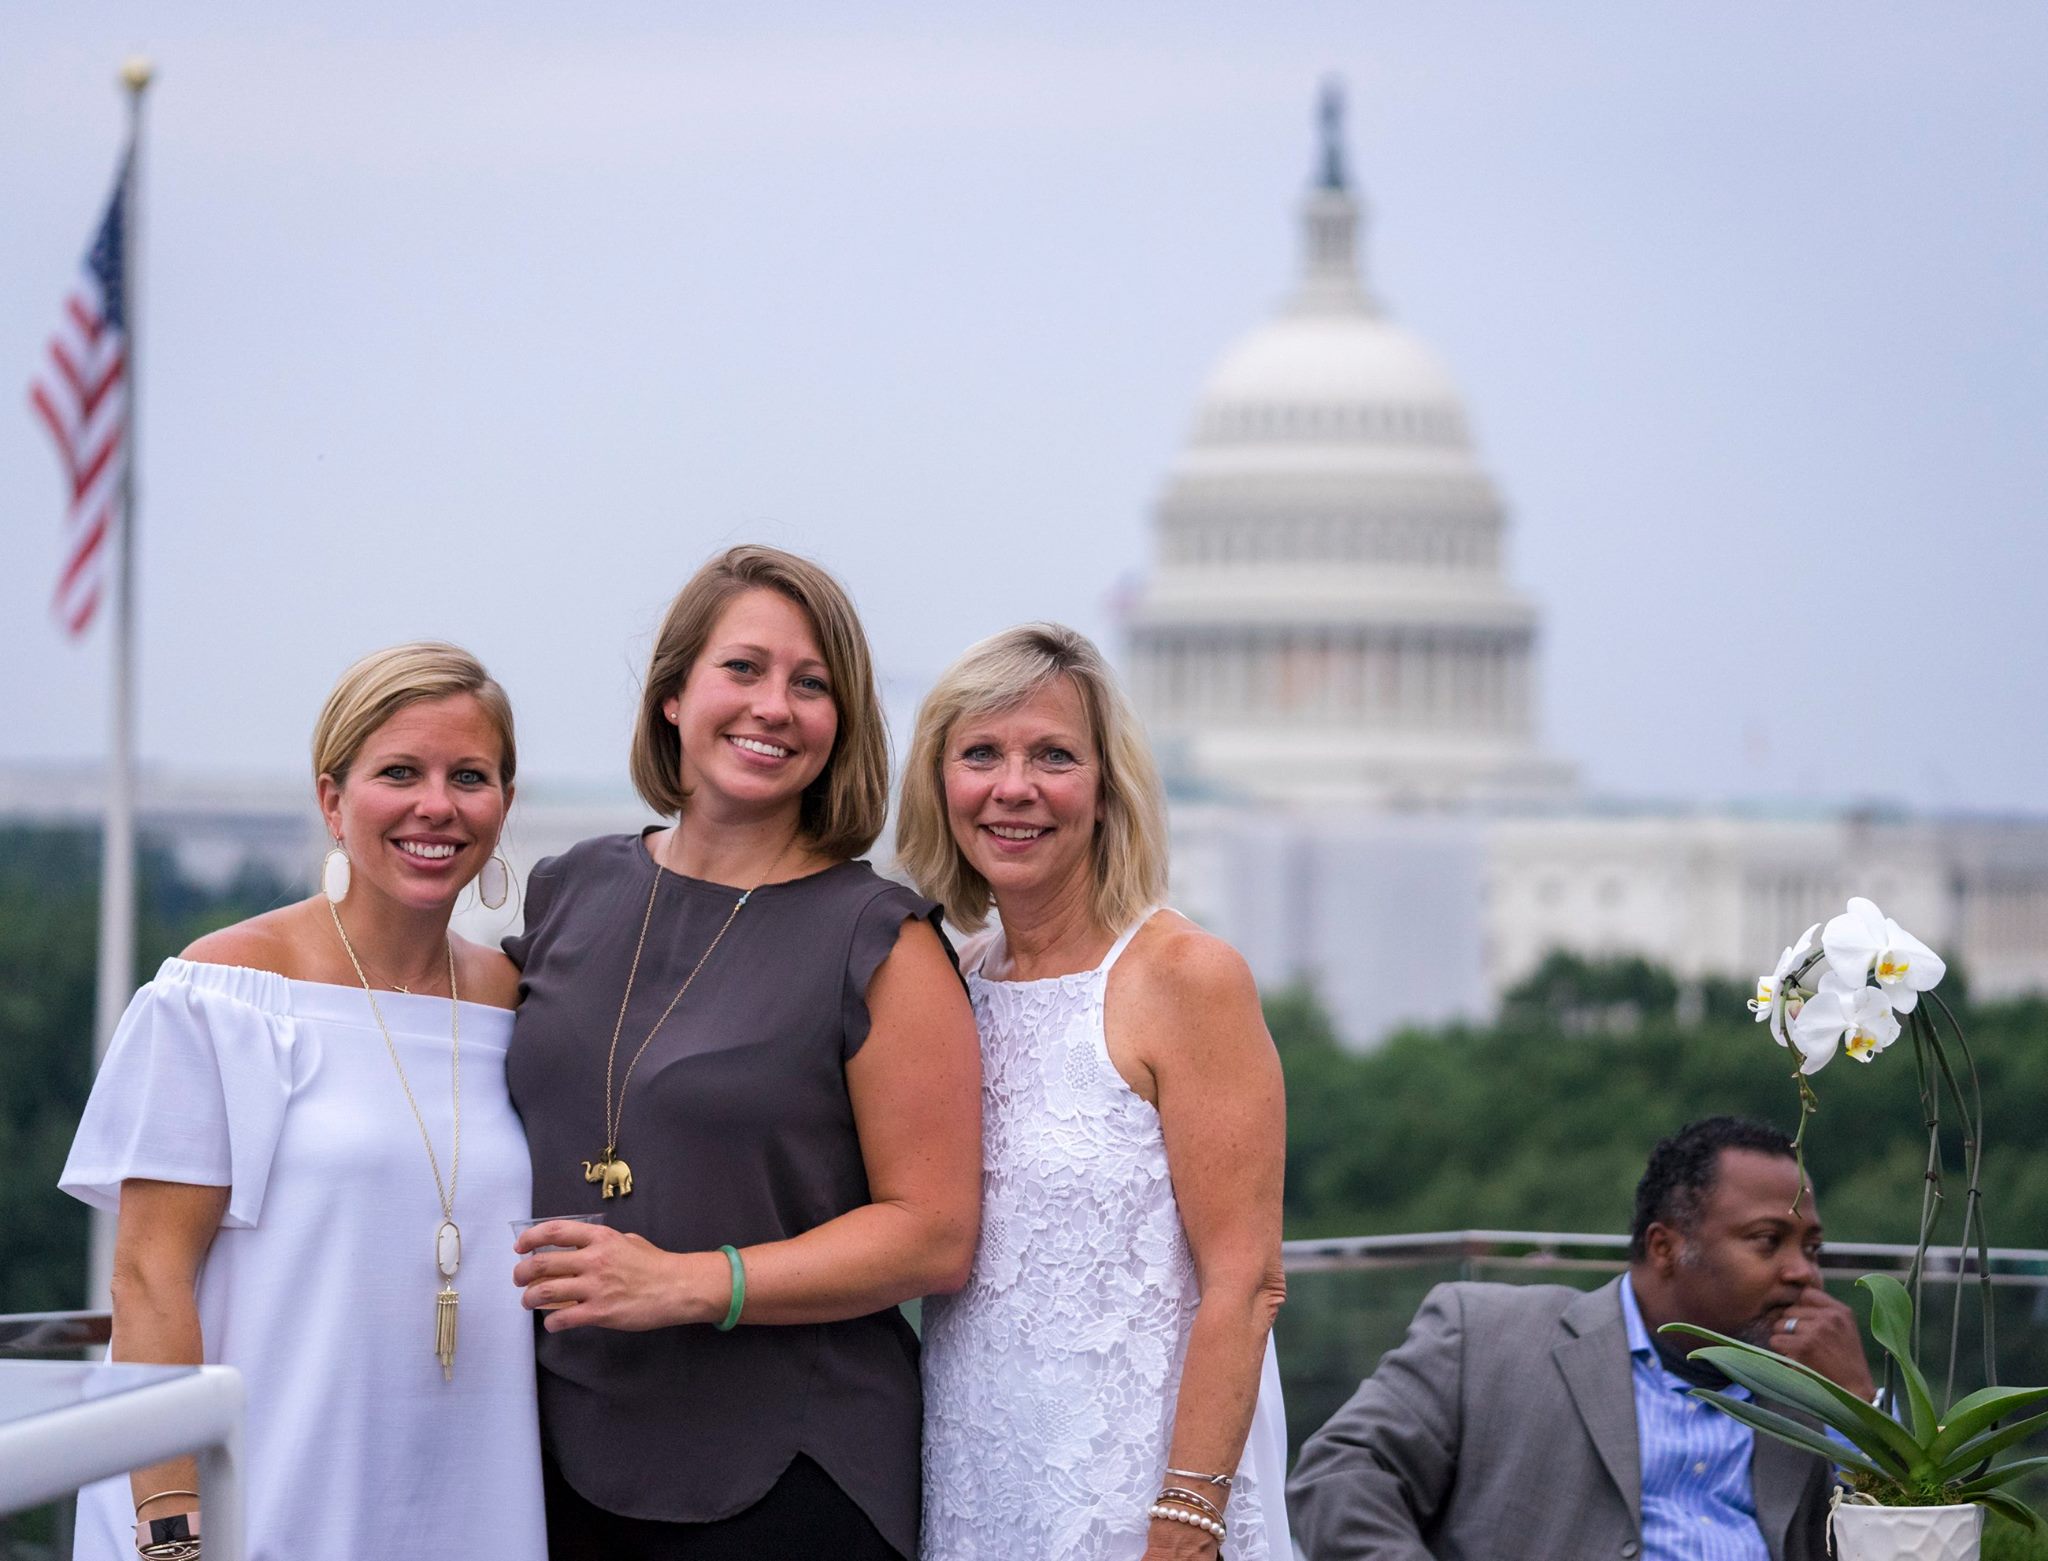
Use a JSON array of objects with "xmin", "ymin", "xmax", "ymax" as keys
[{"xmin": 1289, "ymin": 1118, "xmax": 1876, "ymax": 1560}]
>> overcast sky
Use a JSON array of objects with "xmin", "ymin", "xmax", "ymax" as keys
[{"xmin": 5, "ymin": 4, "xmax": 2044, "ymax": 813}]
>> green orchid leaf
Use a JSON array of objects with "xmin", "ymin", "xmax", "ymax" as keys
[
  {"xmin": 1858, "ymin": 1275, "xmax": 1939, "ymax": 1444},
  {"xmin": 1973, "ymin": 1489, "xmax": 2043, "ymax": 1532},
  {"xmin": 1688, "ymin": 1389, "xmax": 1891, "ymax": 1480},
  {"xmin": 1927, "ymin": 1386, "xmax": 2048, "ymax": 1463},
  {"xmin": 1939, "ymin": 1408, "xmax": 2048, "ymax": 1481},
  {"xmin": 1676, "ymin": 1340, "xmax": 1924, "ymax": 1476},
  {"xmin": 1950, "ymin": 1456, "xmax": 2048, "ymax": 1497}
]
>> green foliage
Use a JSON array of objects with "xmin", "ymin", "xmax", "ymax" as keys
[
  {"xmin": 1988, "ymin": 1522, "xmax": 2048, "ymax": 1560},
  {"xmin": 1666, "ymin": 1278, "xmax": 2046, "ymax": 1527},
  {"xmin": 0, "ymin": 827, "xmax": 292, "ymax": 1313},
  {"xmin": 1267, "ymin": 976, "xmax": 2048, "ymax": 1256},
  {"xmin": 1498, "ymin": 949, "xmax": 1682, "ymax": 1033}
]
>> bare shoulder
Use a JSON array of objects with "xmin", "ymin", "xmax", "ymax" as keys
[
  {"xmin": 180, "ymin": 902, "xmax": 311, "ymax": 977},
  {"xmin": 1120, "ymin": 913, "xmax": 1258, "ymax": 1011},
  {"xmin": 455, "ymin": 939, "xmax": 522, "ymax": 1010}
]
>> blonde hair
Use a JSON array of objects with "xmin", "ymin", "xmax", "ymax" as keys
[
  {"xmin": 312, "ymin": 641, "xmax": 516, "ymax": 790},
  {"xmin": 897, "ymin": 622, "xmax": 1167, "ymax": 934},
  {"xmin": 628, "ymin": 545, "xmax": 889, "ymax": 860}
]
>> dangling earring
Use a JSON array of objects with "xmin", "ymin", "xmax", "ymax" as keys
[
  {"xmin": 321, "ymin": 841, "xmax": 352, "ymax": 904},
  {"xmin": 477, "ymin": 851, "xmax": 513, "ymax": 911}
]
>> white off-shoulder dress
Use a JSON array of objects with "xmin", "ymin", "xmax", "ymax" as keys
[
  {"xmin": 920, "ymin": 912, "xmax": 1293, "ymax": 1560},
  {"xmin": 59, "ymin": 957, "xmax": 546, "ymax": 1561}
]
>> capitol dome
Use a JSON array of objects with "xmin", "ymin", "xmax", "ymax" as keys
[
  {"xmin": 1198, "ymin": 311, "xmax": 1466, "ymax": 424},
  {"xmin": 1124, "ymin": 86, "xmax": 1575, "ymax": 809}
]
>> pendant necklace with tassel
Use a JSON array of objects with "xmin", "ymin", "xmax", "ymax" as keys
[{"xmin": 330, "ymin": 900, "xmax": 463, "ymax": 1380}]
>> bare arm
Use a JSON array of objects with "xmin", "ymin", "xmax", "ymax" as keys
[
  {"xmin": 111, "ymin": 1178, "xmax": 229, "ymax": 1521},
  {"xmin": 1120, "ymin": 929, "xmax": 1288, "ymax": 1560},
  {"xmin": 517, "ymin": 917, "xmax": 982, "ymax": 1328}
]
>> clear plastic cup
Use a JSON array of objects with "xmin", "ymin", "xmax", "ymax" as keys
[{"xmin": 510, "ymin": 1212, "xmax": 607, "ymax": 1253}]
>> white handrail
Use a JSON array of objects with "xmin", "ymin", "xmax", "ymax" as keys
[{"xmin": 0, "ymin": 1361, "xmax": 244, "ymax": 1559}]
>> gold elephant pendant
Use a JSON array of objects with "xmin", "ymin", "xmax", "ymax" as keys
[{"xmin": 582, "ymin": 1154, "xmax": 633, "ymax": 1199}]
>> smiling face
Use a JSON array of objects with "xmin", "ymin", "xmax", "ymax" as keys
[
  {"xmin": 941, "ymin": 675, "xmax": 1105, "ymax": 915},
  {"xmin": 1651, "ymin": 1148, "xmax": 1825, "ymax": 1344},
  {"xmin": 317, "ymin": 693, "xmax": 512, "ymax": 914},
  {"xmin": 662, "ymin": 587, "xmax": 838, "ymax": 823}
]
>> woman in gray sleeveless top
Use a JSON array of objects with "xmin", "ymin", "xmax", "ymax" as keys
[{"xmin": 504, "ymin": 547, "xmax": 982, "ymax": 1558}]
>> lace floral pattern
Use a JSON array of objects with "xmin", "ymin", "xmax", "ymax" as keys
[{"xmin": 920, "ymin": 949, "xmax": 1271, "ymax": 1561}]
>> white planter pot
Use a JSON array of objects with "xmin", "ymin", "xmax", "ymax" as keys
[{"xmin": 1830, "ymin": 1501, "xmax": 1983, "ymax": 1561}]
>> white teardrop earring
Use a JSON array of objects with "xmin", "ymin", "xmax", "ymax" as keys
[
  {"xmin": 321, "ymin": 842, "xmax": 352, "ymax": 904},
  {"xmin": 477, "ymin": 852, "xmax": 512, "ymax": 912}
]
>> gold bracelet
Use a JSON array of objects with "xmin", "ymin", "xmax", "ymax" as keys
[
  {"xmin": 1165, "ymin": 1465, "xmax": 1233, "ymax": 1488},
  {"xmin": 1158, "ymin": 1485, "xmax": 1223, "ymax": 1519},
  {"xmin": 134, "ymin": 1490, "xmax": 200, "ymax": 1513}
]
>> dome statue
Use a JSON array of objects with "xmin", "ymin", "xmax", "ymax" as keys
[{"xmin": 1125, "ymin": 83, "xmax": 1576, "ymax": 809}]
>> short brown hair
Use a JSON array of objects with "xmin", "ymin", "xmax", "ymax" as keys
[
  {"xmin": 629, "ymin": 545, "xmax": 888, "ymax": 860},
  {"xmin": 312, "ymin": 642, "xmax": 517, "ymax": 789},
  {"xmin": 896, "ymin": 622, "xmax": 1168, "ymax": 934}
]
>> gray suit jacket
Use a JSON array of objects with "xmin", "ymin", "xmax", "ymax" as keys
[{"xmin": 1287, "ymin": 1278, "xmax": 1835, "ymax": 1561}]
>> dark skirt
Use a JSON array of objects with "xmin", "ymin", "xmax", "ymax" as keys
[{"xmin": 543, "ymin": 1450, "xmax": 903, "ymax": 1561}]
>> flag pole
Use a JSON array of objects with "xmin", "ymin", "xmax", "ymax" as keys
[{"xmin": 87, "ymin": 55, "xmax": 153, "ymax": 1309}]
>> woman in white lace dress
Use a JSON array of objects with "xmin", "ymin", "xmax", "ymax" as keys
[{"xmin": 898, "ymin": 623, "xmax": 1291, "ymax": 1561}]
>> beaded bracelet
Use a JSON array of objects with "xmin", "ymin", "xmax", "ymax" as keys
[
  {"xmin": 1158, "ymin": 1485, "xmax": 1223, "ymax": 1519},
  {"xmin": 1149, "ymin": 1500, "xmax": 1227, "ymax": 1543}
]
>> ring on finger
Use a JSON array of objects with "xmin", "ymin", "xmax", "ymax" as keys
[{"xmin": 1783, "ymin": 1315, "xmax": 1799, "ymax": 1335}]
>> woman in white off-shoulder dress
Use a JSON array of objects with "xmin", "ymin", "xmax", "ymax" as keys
[
  {"xmin": 898, "ymin": 624, "xmax": 1292, "ymax": 1561},
  {"xmin": 59, "ymin": 644, "xmax": 545, "ymax": 1561}
]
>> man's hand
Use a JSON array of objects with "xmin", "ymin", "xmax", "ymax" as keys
[{"xmin": 1770, "ymin": 1282, "xmax": 1876, "ymax": 1401}]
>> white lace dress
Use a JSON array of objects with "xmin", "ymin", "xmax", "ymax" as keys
[{"xmin": 920, "ymin": 912, "xmax": 1292, "ymax": 1560}]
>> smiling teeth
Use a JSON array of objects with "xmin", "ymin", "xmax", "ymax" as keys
[
  {"xmin": 988, "ymin": 826, "xmax": 1046, "ymax": 840},
  {"xmin": 731, "ymin": 737, "xmax": 791, "ymax": 758},
  {"xmin": 398, "ymin": 842, "xmax": 458, "ymax": 860}
]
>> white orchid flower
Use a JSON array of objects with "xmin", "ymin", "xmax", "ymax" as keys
[
  {"xmin": 1822, "ymin": 896, "xmax": 1948, "ymax": 1013},
  {"xmin": 1749, "ymin": 922, "xmax": 1822, "ymax": 1047},
  {"xmin": 1790, "ymin": 972, "xmax": 1903, "ymax": 1072}
]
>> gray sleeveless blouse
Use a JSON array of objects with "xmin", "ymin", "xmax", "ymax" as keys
[{"xmin": 504, "ymin": 830, "xmax": 946, "ymax": 1556}]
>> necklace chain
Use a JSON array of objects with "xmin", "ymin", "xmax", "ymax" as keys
[
  {"xmin": 328, "ymin": 901, "xmax": 460, "ymax": 1220},
  {"xmin": 600, "ymin": 829, "xmax": 797, "ymax": 1161}
]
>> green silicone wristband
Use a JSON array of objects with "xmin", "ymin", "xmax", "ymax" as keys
[{"xmin": 716, "ymin": 1244, "xmax": 745, "ymax": 1331}]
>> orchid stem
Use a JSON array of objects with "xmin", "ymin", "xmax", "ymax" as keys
[
  {"xmin": 1788, "ymin": 1071, "xmax": 1819, "ymax": 1217},
  {"xmin": 1926, "ymin": 989, "xmax": 1995, "ymax": 1391},
  {"xmin": 1907, "ymin": 1024, "xmax": 1942, "ymax": 1377}
]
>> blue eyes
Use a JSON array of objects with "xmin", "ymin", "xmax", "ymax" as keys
[
  {"xmin": 378, "ymin": 765, "xmax": 492, "ymax": 786},
  {"xmin": 959, "ymin": 746, "xmax": 1080, "ymax": 766},
  {"xmin": 721, "ymin": 660, "xmax": 830, "ymax": 697}
]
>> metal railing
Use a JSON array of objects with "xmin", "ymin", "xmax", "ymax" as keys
[
  {"xmin": 1270, "ymin": 1231, "xmax": 2048, "ymax": 1465},
  {"xmin": 1280, "ymin": 1228, "xmax": 2048, "ymax": 1281},
  {"xmin": 0, "ymin": 1362, "xmax": 244, "ymax": 1559},
  {"xmin": 5, "ymin": 1229, "xmax": 2045, "ymax": 1361}
]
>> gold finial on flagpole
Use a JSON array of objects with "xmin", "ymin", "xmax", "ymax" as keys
[{"xmin": 120, "ymin": 56, "xmax": 154, "ymax": 94}]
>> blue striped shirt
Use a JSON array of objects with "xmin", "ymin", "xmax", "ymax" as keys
[{"xmin": 1620, "ymin": 1274, "xmax": 1771, "ymax": 1561}]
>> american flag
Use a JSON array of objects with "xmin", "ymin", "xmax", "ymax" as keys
[{"xmin": 29, "ymin": 153, "xmax": 132, "ymax": 639}]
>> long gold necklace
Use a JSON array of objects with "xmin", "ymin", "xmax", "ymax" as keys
[
  {"xmin": 329, "ymin": 900, "xmax": 463, "ymax": 1381},
  {"xmin": 587, "ymin": 829, "xmax": 796, "ymax": 1199}
]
